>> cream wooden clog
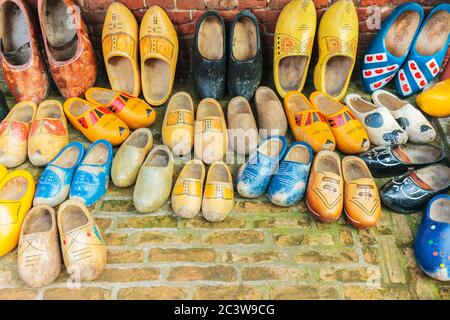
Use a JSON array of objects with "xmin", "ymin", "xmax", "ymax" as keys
[
  {"xmin": 254, "ymin": 86, "xmax": 288, "ymax": 137},
  {"xmin": 227, "ymin": 96, "xmax": 258, "ymax": 156}
]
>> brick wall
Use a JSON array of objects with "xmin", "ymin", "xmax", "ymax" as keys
[{"xmin": 24, "ymin": 0, "xmax": 449, "ymax": 73}]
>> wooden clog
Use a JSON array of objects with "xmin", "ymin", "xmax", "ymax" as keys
[
  {"xmin": 0, "ymin": 169, "xmax": 35, "ymax": 257},
  {"xmin": 28, "ymin": 100, "xmax": 69, "ymax": 167},
  {"xmin": 254, "ymin": 86, "xmax": 288, "ymax": 137},
  {"xmin": 273, "ymin": 0, "xmax": 316, "ymax": 97},
  {"xmin": 134, "ymin": 145, "xmax": 174, "ymax": 213},
  {"xmin": 172, "ymin": 159, "xmax": 205, "ymax": 219},
  {"xmin": 162, "ymin": 92, "xmax": 194, "ymax": 156},
  {"xmin": 0, "ymin": 101, "xmax": 36, "ymax": 168},
  {"xmin": 202, "ymin": 161, "xmax": 234, "ymax": 223},
  {"xmin": 111, "ymin": 128, "xmax": 153, "ymax": 188},
  {"xmin": 140, "ymin": 6, "xmax": 178, "ymax": 106},
  {"xmin": 85, "ymin": 87, "xmax": 156, "ymax": 130},
  {"xmin": 416, "ymin": 78, "xmax": 450, "ymax": 118},
  {"xmin": 194, "ymin": 98, "xmax": 228, "ymax": 164},
  {"xmin": 102, "ymin": 2, "xmax": 140, "ymax": 97},
  {"xmin": 57, "ymin": 199, "xmax": 107, "ymax": 281},
  {"xmin": 18, "ymin": 205, "xmax": 61, "ymax": 288},
  {"xmin": 313, "ymin": 0, "xmax": 358, "ymax": 101},
  {"xmin": 63, "ymin": 97, "xmax": 130, "ymax": 146},
  {"xmin": 227, "ymin": 96, "xmax": 258, "ymax": 156}
]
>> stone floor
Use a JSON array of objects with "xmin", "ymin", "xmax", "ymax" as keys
[{"xmin": 0, "ymin": 71, "xmax": 449, "ymax": 300}]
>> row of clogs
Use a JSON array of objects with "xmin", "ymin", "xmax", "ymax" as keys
[
  {"xmin": 0, "ymin": 0, "xmax": 96, "ymax": 103},
  {"xmin": 103, "ymin": 3, "xmax": 178, "ymax": 106}
]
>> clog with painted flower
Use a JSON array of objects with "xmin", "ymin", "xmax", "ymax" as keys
[
  {"xmin": 313, "ymin": 0, "xmax": 358, "ymax": 101},
  {"xmin": 0, "ymin": 169, "xmax": 35, "ymax": 257},
  {"xmin": 111, "ymin": 128, "xmax": 153, "ymax": 188},
  {"xmin": 267, "ymin": 142, "xmax": 313, "ymax": 207},
  {"xmin": 140, "ymin": 5, "xmax": 178, "ymax": 106},
  {"xmin": 34, "ymin": 142, "xmax": 85, "ymax": 207},
  {"xmin": 306, "ymin": 150, "xmax": 344, "ymax": 222},
  {"xmin": 395, "ymin": 4, "xmax": 450, "ymax": 97},
  {"xmin": 18, "ymin": 205, "xmax": 61, "ymax": 288},
  {"xmin": 273, "ymin": 0, "xmax": 316, "ymax": 98},
  {"xmin": 414, "ymin": 194, "xmax": 450, "ymax": 282},
  {"xmin": 102, "ymin": 2, "xmax": 140, "ymax": 97},
  {"xmin": 310, "ymin": 91, "xmax": 369, "ymax": 154},
  {"xmin": 342, "ymin": 156, "xmax": 381, "ymax": 229},
  {"xmin": 63, "ymin": 97, "xmax": 130, "ymax": 146},
  {"xmin": 162, "ymin": 92, "xmax": 194, "ymax": 156},
  {"xmin": 284, "ymin": 91, "xmax": 335, "ymax": 153},
  {"xmin": 57, "ymin": 199, "xmax": 107, "ymax": 281},
  {"xmin": 171, "ymin": 159, "xmax": 205, "ymax": 219},
  {"xmin": 69, "ymin": 140, "xmax": 113, "ymax": 207},
  {"xmin": 0, "ymin": 101, "xmax": 36, "ymax": 168},
  {"xmin": 28, "ymin": 100, "xmax": 69, "ymax": 167},
  {"xmin": 202, "ymin": 161, "xmax": 234, "ymax": 223},
  {"xmin": 416, "ymin": 78, "xmax": 450, "ymax": 118},
  {"xmin": 345, "ymin": 93, "xmax": 408, "ymax": 146},
  {"xmin": 85, "ymin": 87, "xmax": 156, "ymax": 130}
]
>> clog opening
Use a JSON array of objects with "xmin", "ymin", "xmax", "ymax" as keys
[
  {"xmin": 313, "ymin": 93, "xmax": 342, "ymax": 115},
  {"xmin": 385, "ymin": 11, "xmax": 421, "ymax": 57},
  {"xmin": 392, "ymin": 144, "xmax": 442, "ymax": 164},
  {"xmin": 279, "ymin": 56, "xmax": 307, "ymax": 92},
  {"xmin": 343, "ymin": 159, "xmax": 371, "ymax": 181},
  {"xmin": 415, "ymin": 164, "xmax": 450, "ymax": 191},
  {"xmin": 143, "ymin": 58, "xmax": 170, "ymax": 102},
  {"xmin": 259, "ymin": 139, "xmax": 282, "ymax": 157},
  {"xmin": 429, "ymin": 197, "xmax": 450, "ymax": 223},
  {"xmin": 53, "ymin": 145, "xmax": 82, "ymax": 168},
  {"xmin": 285, "ymin": 144, "xmax": 311, "ymax": 164},
  {"xmin": 68, "ymin": 100, "xmax": 91, "ymax": 116},
  {"xmin": 0, "ymin": 1, "xmax": 31, "ymax": 65},
  {"xmin": 10, "ymin": 104, "xmax": 34, "ymax": 122},
  {"xmin": 324, "ymin": 56, "xmax": 353, "ymax": 98},
  {"xmin": 168, "ymin": 94, "xmax": 192, "ymax": 111},
  {"xmin": 415, "ymin": 11, "xmax": 449, "ymax": 56},
  {"xmin": 61, "ymin": 204, "xmax": 89, "ymax": 233},
  {"xmin": 208, "ymin": 163, "xmax": 230, "ymax": 183},
  {"xmin": 0, "ymin": 176, "xmax": 28, "ymax": 201},
  {"xmin": 181, "ymin": 163, "xmax": 203, "ymax": 180},
  {"xmin": 317, "ymin": 153, "xmax": 341, "ymax": 175},
  {"xmin": 146, "ymin": 149, "xmax": 170, "ymax": 168},
  {"xmin": 232, "ymin": 17, "xmax": 257, "ymax": 61},
  {"xmin": 376, "ymin": 93, "xmax": 407, "ymax": 111},
  {"xmin": 198, "ymin": 15, "xmax": 224, "ymax": 60},
  {"xmin": 23, "ymin": 207, "xmax": 53, "ymax": 234},
  {"xmin": 348, "ymin": 96, "xmax": 377, "ymax": 113},
  {"xmin": 287, "ymin": 93, "xmax": 311, "ymax": 112},
  {"xmin": 88, "ymin": 89, "xmax": 117, "ymax": 104},
  {"xmin": 83, "ymin": 143, "xmax": 109, "ymax": 165},
  {"xmin": 197, "ymin": 100, "xmax": 221, "ymax": 118},
  {"xmin": 37, "ymin": 103, "xmax": 62, "ymax": 119},
  {"xmin": 126, "ymin": 131, "xmax": 150, "ymax": 148},
  {"xmin": 106, "ymin": 56, "xmax": 135, "ymax": 95}
]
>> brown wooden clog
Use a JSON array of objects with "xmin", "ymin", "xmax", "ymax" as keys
[
  {"xmin": 227, "ymin": 96, "xmax": 258, "ymax": 156},
  {"xmin": 254, "ymin": 86, "xmax": 288, "ymax": 137}
]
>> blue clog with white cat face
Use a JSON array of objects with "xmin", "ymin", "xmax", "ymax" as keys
[
  {"xmin": 69, "ymin": 140, "xmax": 113, "ymax": 207},
  {"xmin": 267, "ymin": 142, "xmax": 313, "ymax": 207},
  {"xmin": 34, "ymin": 142, "xmax": 85, "ymax": 207}
]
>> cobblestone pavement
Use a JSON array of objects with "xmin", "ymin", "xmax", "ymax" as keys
[{"xmin": 0, "ymin": 74, "xmax": 449, "ymax": 300}]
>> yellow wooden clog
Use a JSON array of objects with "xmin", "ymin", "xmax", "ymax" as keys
[
  {"xmin": 416, "ymin": 79, "xmax": 450, "ymax": 118},
  {"xmin": 0, "ymin": 170, "xmax": 35, "ymax": 257},
  {"xmin": 171, "ymin": 159, "xmax": 205, "ymax": 219},
  {"xmin": 140, "ymin": 6, "xmax": 179, "ymax": 106},
  {"xmin": 103, "ymin": 2, "xmax": 140, "ymax": 97},
  {"xmin": 274, "ymin": 0, "xmax": 316, "ymax": 97},
  {"xmin": 313, "ymin": 0, "xmax": 358, "ymax": 101},
  {"xmin": 85, "ymin": 87, "xmax": 156, "ymax": 130}
]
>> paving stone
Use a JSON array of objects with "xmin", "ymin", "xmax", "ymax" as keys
[
  {"xmin": 167, "ymin": 265, "xmax": 238, "ymax": 281},
  {"xmin": 294, "ymin": 248, "xmax": 359, "ymax": 264},
  {"xmin": 319, "ymin": 266, "xmax": 381, "ymax": 284},
  {"xmin": 343, "ymin": 286, "xmax": 412, "ymax": 300},
  {"xmin": 118, "ymin": 286, "xmax": 188, "ymax": 300},
  {"xmin": 221, "ymin": 251, "xmax": 280, "ymax": 263},
  {"xmin": 380, "ymin": 236, "xmax": 407, "ymax": 284},
  {"xmin": 43, "ymin": 287, "xmax": 112, "ymax": 300},
  {"xmin": 201, "ymin": 230, "xmax": 265, "ymax": 245},
  {"xmin": 270, "ymin": 285, "xmax": 340, "ymax": 300},
  {"xmin": 130, "ymin": 231, "xmax": 193, "ymax": 245},
  {"xmin": 183, "ymin": 216, "xmax": 246, "ymax": 229},
  {"xmin": 149, "ymin": 248, "xmax": 216, "ymax": 262},
  {"xmin": 241, "ymin": 267, "xmax": 310, "ymax": 281},
  {"xmin": 273, "ymin": 233, "xmax": 335, "ymax": 246},
  {"xmin": 107, "ymin": 249, "xmax": 145, "ymax": 264},
  {"xmin": 193, "ymin": 285, "xmax": 263, "ymax": 300},
  {"xmin": 0, "ymin": 288, "xmax": 38, "ymax": 300},
  {"xmin": 254, "ymin": 216, "xmax": 311, "ymax": 228},
  {"xmin": 116, "ymin": 215, "xmax": 178, "ymax": 228},
  {"xmin": 94, "ymin": 267, "xmax": 160, "ymax": 282}
]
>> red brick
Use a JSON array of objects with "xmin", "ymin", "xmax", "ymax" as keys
[
  {"xmin": 313, "ymin": 0, "xmax": 328, "ymax": 9},
  {"xmin": 218, "ymin": 9, "xmax": 241, "ymax": 22},
  {"xmin": 268, "ymin": 0, "xmax": 290, "ymax": 10},
  {"xmin": 239, "ymin": 0, "xmax": 267, "ymax": 9},
  {"xmin": 252, "ymin": 9, "xmax": 281, "ymax": 22},
  {"xmin": 145, "ymin": 0, "xmax": 175, "ymax": 9},
  {"xmin": 265, "ymin": 22, "xmax": 276, "ymax": 34},
  {"xmin": 167, "ymin": 11, "xmax": 192, "ymax": 24},
  {"xmin": 360, "ymin": 0, "xmax": 389, "ymax": 6},
  {"xmin": 178, "ymin": 22, "xmax": 196, "ymax": 35},
  {"xmin": 207, "ymin": 0, "xmax": 237, "ymax": 10},
  {"xmin": 177, "ymin": 0, "xmax": 206, "ymax": 10},
  {"xmin": 117, "ymin": 0, "xmax": 146, "ymax": 10}
]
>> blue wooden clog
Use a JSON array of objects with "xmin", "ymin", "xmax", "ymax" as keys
[
  {"xmin": 69, "ymin": 140, "xmax": 113, "ymax": 207},
  {"xmin": 236, "ymin": 136, "xmax": 287, "ymax": 198},
  {"xmin": 34, "ymin": 142, "xmax": 85, "ymax": 207},
  {"xmin": 361, "ymin": 3, "xmax": 424, "ymax": 92},
  {"xmin": 395, "ymin": 3, "xmax": 450, "ymax": 97},
  {"xmin": 267, "ymin": 142, "xmax": 313, "ymax": 207},
  {"xmin": 414, "ymin": 194, "xmax": 450, "ymax": 281}
]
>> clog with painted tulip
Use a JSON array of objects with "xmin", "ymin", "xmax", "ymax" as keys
[
  {"xmin": 310, "ymin": 91, "xmax": 369, "ymax": 154},
  {"xmin": 140, "ymin": 6, "xmax": 178, "ymax": 106},
  {"xmin": 284, "ymin": 91, "xmax": 335, "ymax": 153},
  {"xmin": 102, "ymin": 2, "xmax": 140, "ymax": 96},
  {"xmin": 171, "ymin": 159, "xmax": 205, "ymax": 219},
  {"xmin": 63, "ymin": 97, "xmax": 130, "ymax": 146},
  {"xmin": 0, "ymin": 101, "xmax": 37, "ymax": 168},
  {"xmin": 273, "ymin": 0, "xmax": 316, "ymax": 97},
  {"xmin": 34, "ymin": 142, "xmax": 85, "ymax": 207},
  {"xmin": 69, "ymin": 140, "xmax": 113, "ymax": 207},
  {"xmin": 416, "ymin": 79, "xmax": 450, "ymax": 118},
  {"xmin": 0, "ymin": 169, "xmax": 35, "ymax": 257},
  {"xmin": 313, "ymin": 0, "xmax": 358, "ymax": 101},
  {"xmin": 85, "ymin": 87, "xmax": 156, "ymax": 130},
  {"xmin": 28, "ymin": 100, "xmax": 69, "ymax": 167},
  {"xmin": 57, "ymin": 200, "xmax": 107, "ymax": 281},
  {"xmin": 202, "ymin": 161, "xmax": 234, "ymax": 223}
]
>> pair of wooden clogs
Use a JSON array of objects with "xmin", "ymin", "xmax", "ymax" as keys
[
  {"xmin": 274, "ymin": 0, "xmax": 358, "ymax": 101},
  {"xmin": 0, "ymin": 100, "xmax": 69, "ymax": 168},
  {"xmin": 102, "ymin": 3, "xmax": 178, "ymax": 106},
  {"xmin": 63, "ymin": 87, "xmax": 156, "ymax": 146},
  {"xmin": 18, "ymin": 200, "xmax": 107, "ymax": 288},
  {"xmin": 172, "ymin": 160, "xmax": 234, "ymax": 222},
  {"xmin": 306, "ymin": 151, "xmax": 381, "ymax": 229}
]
